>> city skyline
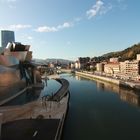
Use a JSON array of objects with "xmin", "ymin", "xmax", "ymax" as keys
[{"xmin": 0, "ymin": 0, "xmax": 140, "ymax": 60}]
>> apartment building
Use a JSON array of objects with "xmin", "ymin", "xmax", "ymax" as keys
[
  {"xmin": 104, "ymin": 62, "xmax": 120, "ymax": 75},
  {"xmin": 120, "ymin": 60, "xmax": 140, "ymax": 80}
]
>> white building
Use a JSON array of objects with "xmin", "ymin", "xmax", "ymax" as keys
[
  {"xmin": 75, "ymin": 61, "xmax": 80, "ymax": 69},
  {"xmin": 120, "ymin": 60, "xmax": 140, "ymax": 80},
  {"xmin": 96, "ymin": 63, "xmax": 104, "ymax": 72},
  {"xmin": 71, "ymin": 63, "xmax": 75, "ymax": 69},
  {"xmin": 137, "ymin": 54, "xmax": 140, "ymax": 61},
  {"xmin": 104, "ymin": 62, "xmax": 120, "ymax": 75}
]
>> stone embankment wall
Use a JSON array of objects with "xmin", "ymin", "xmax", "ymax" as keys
[
  {"xmin": 76, "ymin": 71, "xmax": 120, "ymax": 85},
  {"xmin": 75, "ymin": 71, "xmax": 140, "ymax": 90}
]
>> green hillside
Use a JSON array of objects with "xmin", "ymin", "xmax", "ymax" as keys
[{"xmin": 95, "ymin": 43, "xmax": 140, "ymax": 61}]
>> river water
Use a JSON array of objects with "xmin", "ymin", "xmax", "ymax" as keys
[
  {"xmin": 2, "ymin": 73, "xmax": 140, "ymax": 140},
  {"xmin": 60, "ymin": 73, "xmax": 140, "ymax": 140}
]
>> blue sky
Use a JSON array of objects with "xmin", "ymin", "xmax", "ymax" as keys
[{"xmin": 0, "ymin": 0, "xmax": 140, "ymax": 60}]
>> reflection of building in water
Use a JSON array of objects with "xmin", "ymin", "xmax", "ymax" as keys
[
  {"xmin": 75, "ymin": 75, "xmax": 81, "ymax": 81},
  {"xmin": 118, "ymin": 89, "xmax": 140, "ymax": 106},
  {"xmin": 96, "ymin": 80, "xmax": 140, "ymax": 106},
  {"xmin": 96, "ymin": 80, "xmax": 119, "ymax": 93},
  {"xmin": 96, "ymin": 82, "xmax": 105, "ymax": 91}
]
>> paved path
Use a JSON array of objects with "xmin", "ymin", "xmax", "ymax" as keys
[
  {"xmin": 0, "ymin": 78, "xmax": 70, "ymax": 140},
  {"xmin": 2, "ymin": 119, "xmax": 60, "ymax": 140}
]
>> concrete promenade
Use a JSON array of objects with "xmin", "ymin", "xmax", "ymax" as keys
[
  {"xmin": 2, "ymin": 119, "xmax": 60, "ymax": 140},
  {"xmin": 0, "ymin": 78, "xmax": 70, "ymax": 140},
  {"xmin": 76, "ymin": 71, "xmax": 140, "ymax": 90}
]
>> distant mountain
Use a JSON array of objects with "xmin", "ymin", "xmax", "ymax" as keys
[
  {"xmin": 32, "ymin": 58, "xmax": 73, "ymax": 65},
  {"xmin": 32, "ymin": 58, "xmax": 46, "ymax": 65},
  {"xmin": 92, "ymin": 43, "xmax": 140, "ymax": 61},
  {"xmin": 45, "ymin": 58, "xmax": 73, "ymax": 64}
]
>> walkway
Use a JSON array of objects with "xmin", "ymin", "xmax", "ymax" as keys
[
  {"xmin": 2, "ymin": 119, "xmax": 60, "ymax": 140},
  {"xmin": 0, "ymin": 78, "xmax": 70, "ymax": 140}
]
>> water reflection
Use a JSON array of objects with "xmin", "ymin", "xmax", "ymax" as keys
[
  {"xmin": 119, "ymin": 90, "xmax": 140, "ymax": 106},
  {"xmin": 75, "ymin": 75, "xmax": 90, "ymax": 81},
  {"xmin": 55, "ymin": 74, "xmax": 140, "ymax": 140},
  {"xmin": 40, "ymin": 79, "xmax": 61, "ymax": 97},
  {"xmin": 96, "ymin": 79, "xmax": 140, "ymax": 106},
  {"xmin": 75, "ymin": 75, "xmax": 82, "ymax": 81},
  {"xmin": 76, "ymin": 75, "xmax": 140, "ymax": 107},
  {"xmin": 2, "ymin": 88, "xmax": 41, "ymax": 106},
  {"xmin": 0, "ymin": 77, "xmax": 61, "ymax": 106}
]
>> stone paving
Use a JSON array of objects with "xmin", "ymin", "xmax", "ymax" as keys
[
  {"xmin": 0, "ymin": 78, "xmax": 69, "ymax": 140},
  {"xmin": 2, "ymin": 119, "xmax": 60, "ymax": 140}
]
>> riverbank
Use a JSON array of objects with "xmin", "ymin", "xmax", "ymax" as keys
[{"xmin": 75, "ymin": 71, "xmax": 140, "ymax": 90}]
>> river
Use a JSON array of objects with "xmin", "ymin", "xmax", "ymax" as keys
[
  {"xmin": 2, "ymin": 73, "xmax": 140, "ymax": 140},
  {"xmin": 60, "ymin": 73, "xmax": 140, "ymax": 140}
]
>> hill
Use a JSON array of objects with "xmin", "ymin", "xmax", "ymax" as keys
[
  {"xmin": 32, "ymin": 58, "xmax": 73, "ymax": 65},
  {"xmin": 92, "ymin": 43, "xmax": 140, "ymax": 61},
  {"xmin": 45, "ymin": 58, "xmax": 73, "ymax": 64}
]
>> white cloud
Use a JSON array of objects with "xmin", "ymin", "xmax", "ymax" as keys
[
  {"xmin": 99, "ymin": 3, "xmax": 113, "ymax": 15},
  {"xmin": 35, "ymin": 22, "xmax": 73, "ymax": 33},
  {"xmin": 57, "ymin": 22, "xmax": 72, "ymax": 29},
  {"xmin": 86, "ymin": 0, "xmax": 113, "ymax": 19},
  {"xmin": 35, "ymin": 26, "xmax": 58, "ymax": 33},
  {"xmin": 18, "ymin": 34, "xmax": 34, "ymax": 44},
  {"xmin": 9, "ymin": 24, "xmax": 32, "ymax": 30},
  {"xmin": 0, "ymin": 24, "xmax": 32, "ymax": 31},
  {"xmin": 87, "ymin": 0, "xmax": 104, "ymax": 19}
]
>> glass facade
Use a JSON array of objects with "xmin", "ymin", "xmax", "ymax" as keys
[{"xmin": 0, "ymin": 30, "xmax": 15, "ymax": 48}]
